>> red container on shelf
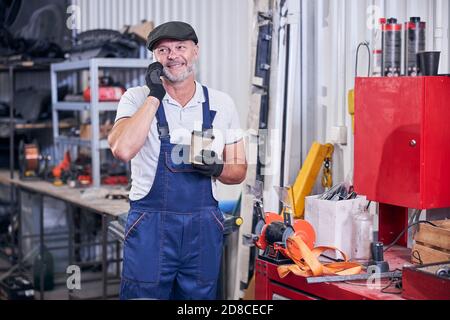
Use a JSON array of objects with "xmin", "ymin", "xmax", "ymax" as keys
[
  {"xmin": 83, "ymin": 86, "xmax": 125, "ymax": 102},
  {"xmin": 354, "ymin": 76, "xmax": 450, "ymax": 209}
]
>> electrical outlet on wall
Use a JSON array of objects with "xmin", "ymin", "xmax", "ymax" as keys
[{"xmin": 330, "ymin": 126, "xmax": 348, "ymax": 145}]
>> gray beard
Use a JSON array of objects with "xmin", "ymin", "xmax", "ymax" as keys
[{"xmin": 163, "ymin": 64, "xmax": 195, "ymax": 83}]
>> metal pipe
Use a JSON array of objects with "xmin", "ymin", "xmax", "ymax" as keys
[
  {"xmin": 306, "ymin": 270, "xmax": 401, "ymax": 284},
  {"xmin": 17, "ymin": 186, "xmax": 22, "ymax": 271},
  {"xmin": 8, "ymin": 66, "xmax": 16, "ymax": 268},
  {"xmin": 39, "ymin": 194, "xmax": 44, "ymax": 300},
  {"xmin": 9, "ymin": 66, "xmax": 14, "ymax": 180},
  {"xmin": 102, "ymin": 214, "xmax": 107, "ymax": 299}
]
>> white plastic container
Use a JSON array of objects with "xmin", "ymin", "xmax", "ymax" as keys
[{"xmin": 305, "ymin": 195, "xmax": 367, "ymax": 259}]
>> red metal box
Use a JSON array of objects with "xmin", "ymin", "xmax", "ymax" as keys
[
  {"xmin": 402, "ymin": 262, "xmax": 450, "ymax": 300},
  {"xmin": 354, "ymin": 76, "xmax": 450, "ymax": 209}
]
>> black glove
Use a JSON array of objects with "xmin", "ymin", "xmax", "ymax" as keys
[
  {"xmin": 145, "ymin": 62, "xmax": 166, "ymax": 102},
  {"xmin": 192, "ymin": 150, "xmax": 224, "ymax": 178}
]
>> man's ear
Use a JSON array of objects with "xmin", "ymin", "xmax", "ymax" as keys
[{"xmin": 193, "ymin": 41, "xmax": 199, "ymax": 57}]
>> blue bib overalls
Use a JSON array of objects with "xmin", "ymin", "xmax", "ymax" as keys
[{"xmin": 120, "ymin": 86, "xmax": 224, "ymax": 300}]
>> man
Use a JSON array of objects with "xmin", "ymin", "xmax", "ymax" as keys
[{"xmin": 108, "ymin": 21, "xmax": 247, "ymax": 300}]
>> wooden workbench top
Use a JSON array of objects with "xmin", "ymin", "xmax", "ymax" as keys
[{"xmin": 0, "ymin": 170, "xmax": 130, "ymax": 217}]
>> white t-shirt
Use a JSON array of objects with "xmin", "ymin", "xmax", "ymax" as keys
[{"xmin": 115, "ymin": 81, "xmax": 243, "ymax": 201}]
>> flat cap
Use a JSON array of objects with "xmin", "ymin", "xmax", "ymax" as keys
[{"xmin": 147, "ymin": 21, "xmax": 198, "ymax": 51}]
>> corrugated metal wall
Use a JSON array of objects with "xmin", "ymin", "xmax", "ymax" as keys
[
  {"xmin": 70, "ymin": 0, "xmax": 252, "ymax": 201},
  {"xmin": 298, "ymin": 0, "xmax": 449, "ymax": 191},
  {"xmin": 71, "ymin": 0, "xmax": 252, "ymax": 129}
]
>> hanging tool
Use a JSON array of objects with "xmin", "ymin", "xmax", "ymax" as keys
[
  {"xmin": 321, "ymin": 152, "xmax": 333, "ymax": 189},
  {"xmin": 288, "ymin": 142, "xmax": 334, "ymax": 219},
  {"xmin": 348, "ymin": 41, "xmax": 371, "ymax": 134}
]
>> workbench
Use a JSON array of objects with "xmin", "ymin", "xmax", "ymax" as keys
[
  {"xmin": 0, "ymin": 170, "xmax": 130, "ymax": 299},
  {"xmin": 255, "ymin": 246, "xmax": 411, "ymax": 300}
]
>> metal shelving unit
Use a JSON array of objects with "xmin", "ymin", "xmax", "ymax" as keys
[
  {"xmin": 51, "ymin": 58, "xmax": 150, "ymax": 187},
  {"xmin": 0, "ymin": 61, "xmax": 60, "ymax": 264}
]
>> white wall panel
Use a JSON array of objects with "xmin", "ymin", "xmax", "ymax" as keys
[
  {"xmin": 71, "ymin": 0, "xmax": 251, "ymax": 135},
  {"xmin": 70, "ymin": 0, "xmax": 253, "ymax": 201},
  {"xmin": 298, "ymin": 0, "xmax": 449, "ymax": 195}
]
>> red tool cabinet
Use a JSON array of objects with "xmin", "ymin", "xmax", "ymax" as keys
[{"xmin": 354, "ymin": 76, "xmax": 450, "ymax": 209}]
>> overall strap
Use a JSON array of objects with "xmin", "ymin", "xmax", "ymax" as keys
[
  {"xmin": 155, "ymin": 103, "xmax": 170, "ymax": 139},
  {"xmin": 156, "ymin": 86, "xmax": 216, "ymax": 138},
  {"xmin": 202, "ymin": 86, "xmax": 214, "ymax": 130}
]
